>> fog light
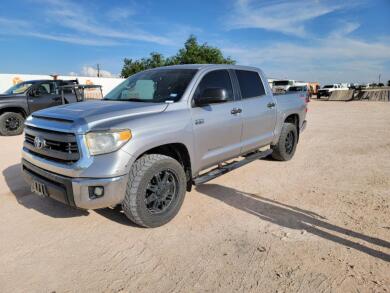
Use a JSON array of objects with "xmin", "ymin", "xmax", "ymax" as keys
[{"xmin": 89, "ymin": 186, "xmax": 104, "ymax": 199}]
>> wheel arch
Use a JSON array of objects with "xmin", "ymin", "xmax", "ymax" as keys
[
  {"xmin": 0, "ymin": 107, "xmax": 28, "ymax": 118},
  {"xmin": 135, "ymin": 143, "xmax": 193, "ymax": 191},
  {"xmin": 284, "ymin": 113, "xmax": 300, "ymax": 140}
]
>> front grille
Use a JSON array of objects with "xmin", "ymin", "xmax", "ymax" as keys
[{"xmin": 24, "ymin": 126, "xmax": 80, "ymax": 163}]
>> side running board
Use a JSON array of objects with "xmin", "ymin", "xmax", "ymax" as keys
[{"xmin": 193, "ymin": 149, "xmax": 273, "ymax": 185}]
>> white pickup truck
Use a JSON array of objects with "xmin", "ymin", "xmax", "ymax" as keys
[{"xmin": 317, "ymin": 84, "xmax": 346, "ymax": 99}]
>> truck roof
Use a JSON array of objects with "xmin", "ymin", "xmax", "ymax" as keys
[
  {"xmin": 19, "ymin": 79, "xmax": 75, "ymax": 83},
  {"xmin": 20, "ymin": 80, "xmax": 53, "ymax": 83},
  {"xmin": 151, "ymin": 64, "xmax": 261, "ymax": 71}
]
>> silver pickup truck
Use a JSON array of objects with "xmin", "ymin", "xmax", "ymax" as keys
[{"xmin": 21, "ymin": 64, "xmax": 307, "ymax": 227}]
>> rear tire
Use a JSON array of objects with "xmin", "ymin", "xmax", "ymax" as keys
[
  {"xmin": 0, "ymin": 112, "xmax": 25, "ymax": 136},
  {"xmin": 122, "ymin": 154, "xmax": 187, "ymax": 228},
  {"xmin": 271, "ymin": 123, "xmax": 298, "ymax": 161}
]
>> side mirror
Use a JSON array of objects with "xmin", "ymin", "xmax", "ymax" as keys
[{"xmin": 195, "ymin": 88, "xmax": 228, "ymax": 106}]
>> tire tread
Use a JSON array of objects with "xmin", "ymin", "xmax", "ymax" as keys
[
  {"xmin": 271, "ymin": 122, "xmax": 297, "ymax": 161},
  {"xmin": 122, "ymin": 154, "xmax": 184, "ymax": 227},
  {"xmin": 0, "ymin": 112, "xmax": 25, "ymax": 136}
]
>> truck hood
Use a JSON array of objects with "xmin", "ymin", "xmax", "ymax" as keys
[
  {"xmin": 0, "ymin": 94, "xmax": 24, "ymax": 101},
  {"xmin": 30, "ymin": 100, "xmax": 168, "ymax": 133}
]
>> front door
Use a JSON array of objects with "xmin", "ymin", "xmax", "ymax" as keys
[
  {"xmin": 191, "ymin": 70, "xmax": 243, "ymax": 171},
  {"xmin": 234, "ymin": 70, "xmax": 277, "ymax": 153},
  {"xmin": 28, "ymin": 82, "xmax": 62, "ymax": 113}
]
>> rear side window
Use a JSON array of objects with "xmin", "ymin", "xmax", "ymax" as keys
[
  {"xmin": 235, "ymin": 70, "xmax": 265, "ymax": 99},
  {"xmin": 194, "ymin": 70, "xmax": 234, "ymax": 102}
]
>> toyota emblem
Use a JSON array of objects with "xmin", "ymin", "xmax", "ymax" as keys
[{"xmin": 34, "ymin": 136, "xmax": 46, "ymax": 149}]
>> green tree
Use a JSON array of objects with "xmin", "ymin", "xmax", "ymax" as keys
[
  {"xmin": 121, "ymin": 52, "xmax": 166, "ymax": 77},
  {"xmin": 387, "ymin": 80, "xmax": 390, "ymax": 87},
  {"xmin": 120, "ymin": 36, "xmax": 235, "ymax": 78},
  {"xmin": 169, "ymin": 35, "xmax": 236, "ymax": 65}
]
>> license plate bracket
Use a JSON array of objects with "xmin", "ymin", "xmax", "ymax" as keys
[{"xmin": 31, "ymin": 180, "xmax": 49, "ymax": 197}]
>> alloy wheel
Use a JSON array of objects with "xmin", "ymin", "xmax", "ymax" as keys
[{"xmin": 145, "ymin": 169, "xmax": 178, "ymax": 214}]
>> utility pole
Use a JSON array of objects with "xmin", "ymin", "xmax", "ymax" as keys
[
  {"xmin": 379, "ymin": 73, "xmax": 381, "ymax": 84},
  {"xmin": 97, "ymin": 64, "xmax": 101, "ymax": 77}
]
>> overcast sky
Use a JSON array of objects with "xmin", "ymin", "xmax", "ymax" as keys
[{"xmin": 0, "ymin": 0, "xmax": 389, "ymax": 84}]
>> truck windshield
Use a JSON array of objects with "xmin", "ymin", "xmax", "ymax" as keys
[
  {"xmin": 4, "ymin": 82, "xmax": 34, "ymax": 94},
  {"xmin": 104, "ymin": 69, "xmax": 197, "ymax": 103},
  {"xmin": 273, "ymin": 80, "xmax": 290, "ymax": 86},
  {"xmin": 323, "ymin": 85, "xmax": 334, "ymax": 88}
]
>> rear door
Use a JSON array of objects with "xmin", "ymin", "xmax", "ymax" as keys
[
  {"xmin": 28, "ymin": 81, "xmax": 62, "ymax": 113},
  {"xmin": 234, "ymin": 69, "xmax": 277, "ymax": 153},
  {"xmin": 191, "ymin": 69, "xmax": 243, "ymax": 170}
]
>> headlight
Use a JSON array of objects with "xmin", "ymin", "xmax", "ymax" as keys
[{"xmin": 85, "ymin": 130, "xmax": 132, "ymax": 155}]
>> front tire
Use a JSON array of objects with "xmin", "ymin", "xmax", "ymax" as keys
[
  {"xmin": 271, "ymin": 123, "xmax": 298, "ymax": 161},
  {"xmin": 0, "ymin": 112, "xmax": 25, "ymax": 136},
  {"xmin": 122, "ymin": 154, "xmax": 187, "ymax": 228}
]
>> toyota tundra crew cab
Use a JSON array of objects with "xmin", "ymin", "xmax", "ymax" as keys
[{"xmin": 22, "ymin": 65, "xmax": 307, "ymax": 227}]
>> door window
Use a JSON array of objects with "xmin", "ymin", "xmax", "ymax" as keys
[
  {"xmin": 235, "ymin": 70, "xmax": 265, "ymax": 99},
  {"xmin": 194, "ymin": 70, "xmax": 234, "ymax": 103},
  {"xmin": 36, "ymin": 82, "xmax": 56, "ymax": 96}
]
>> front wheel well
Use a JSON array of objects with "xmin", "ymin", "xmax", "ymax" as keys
[
  {"xmin": 137, "ymin": 143, "xmax": 192, "ymax": 191},
  {"xmin": 0, "ymin": 107, "xmax": 27, "ymax": 118}
]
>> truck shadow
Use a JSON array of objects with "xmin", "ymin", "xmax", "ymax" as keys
[
  {"xmin": 3, "ymin": 164, "xmax": 89, "ymax": 218},
  {"xmin": 196, "ymin": 184, "xmax": 390, "ymax": 262},
  {"xmin": 3, "ymin": 163, "xmax": 138, "ymax": 225},
  {"xmin": 94, "ymin": 206, "xmax": 140, "ymax": 227}
]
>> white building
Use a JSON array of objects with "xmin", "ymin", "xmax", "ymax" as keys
[{"xmin": 0, "ymin": 73, "xmax": 125, "ymax": 96}]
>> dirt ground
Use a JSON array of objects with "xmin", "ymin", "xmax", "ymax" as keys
[{"xmin": 0, "ymin": 101, "xmax": 389, "ymax": 293}]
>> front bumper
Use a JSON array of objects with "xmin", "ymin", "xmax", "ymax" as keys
[
  {"xmin": 22, "ymin": 159, "xmax": 128, "ymax": 209},
  {"xmin": 317, "ymin": 91, "xmax": 330, "ymax": 97}
]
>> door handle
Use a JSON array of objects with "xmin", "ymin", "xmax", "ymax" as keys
[
  {"xmin": 267, "ymin": 102, "xmax": 276, "ymax": 108},
  {"xmin": 231, "ymin": 108, "xmax": 242, "ymax": 115}
]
